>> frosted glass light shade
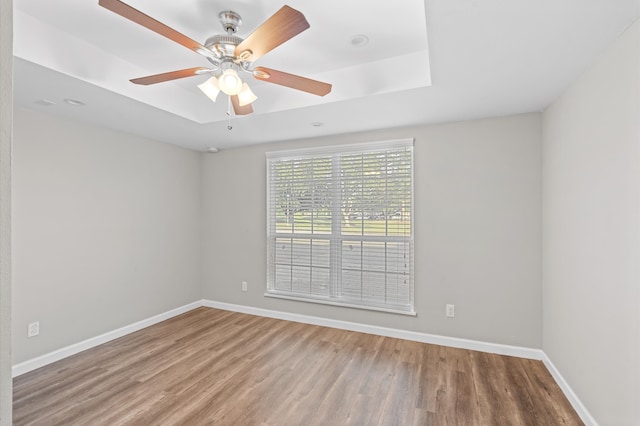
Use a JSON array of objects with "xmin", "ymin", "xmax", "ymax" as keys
[
  {"xmin": 218, "ymin": 69, "xmax": 243, "ymax": 95},
  {"xmin": 198, "ymin": 76, "xmax": 220, "ymax": 102},
  {"xmin": 237, "ymin": 83, "xmax": 258, "ymax": 106}
]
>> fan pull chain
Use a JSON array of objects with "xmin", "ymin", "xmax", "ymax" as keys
[{"xmin": 226, "ymin": 96, "xmax": 233, "ymax": 130}]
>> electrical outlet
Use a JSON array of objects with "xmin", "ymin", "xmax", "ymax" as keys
[
  {"xmin": 28, "ymin": 321, "xmax": 40, "ymax": 337},
  {"xmin": 242, "ymin": 281, "xmax": 248, "ymax": 292},
  {"xmin": 446, "ymin": 304, "xmax": 455, "ymax": 318}
]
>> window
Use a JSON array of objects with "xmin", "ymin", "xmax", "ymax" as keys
[{"xmin": 266, "ymin": 139, "xmax": 414, "ymax": 315}]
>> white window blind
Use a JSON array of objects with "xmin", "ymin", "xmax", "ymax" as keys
[{"xmin": 266, "ymin": 140, "xmax": 414, "ymax": 314}]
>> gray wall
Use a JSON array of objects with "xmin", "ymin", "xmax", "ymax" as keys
[
  {"xmin": 0, "ymin": 0, "xmax": 12, "ymax": 422},
  {"xmin": 542, "ymin": 19, "xmax": 640, "ymax": 426},
  {"xmin": 202, "ymin": 113, "xmax": 542, "ymax": 348},
  {"xmin": 12, "ymin": 109, "xmax": 202, "ymax": 364}
]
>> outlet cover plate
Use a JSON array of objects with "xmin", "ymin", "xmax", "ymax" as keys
[
  {"xmin": 446, "ymin": 304, "xmax": 455, "ymax": 318},
  {"xmin": 28, "ymin": 321, "xmax": 40, "ymax": 337}
]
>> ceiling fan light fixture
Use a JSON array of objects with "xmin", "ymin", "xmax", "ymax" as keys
[
  {"xmin": 218, "ymin": 69, "xmax": 243, "ymax": 95},
  {"xmin": 198, "ymin": 76, "xmax": 220, "ymax": 102},
  {"xmin": 237, "ymin": 83, "xmax": 258, "ymax": 106}
]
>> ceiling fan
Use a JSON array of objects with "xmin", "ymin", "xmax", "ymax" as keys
[{"xmin": 98, "ymin": 0, "xmax": 332, "ymax": 118}]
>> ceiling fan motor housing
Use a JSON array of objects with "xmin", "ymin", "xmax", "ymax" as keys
[
  {"xmin": 205, "ymin": 34, "xmax": 243, "ymax": 61},
  {"xmin": 204, "ymin": 10, "xmax": 246, "ymax": 66}
]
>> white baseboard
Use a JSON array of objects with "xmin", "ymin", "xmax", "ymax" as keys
[
  {"xmin": 202, "ymin": 299, "xmax": 544, "ymax": 360},
  {"xmin": 542, "ymin": 354, "xmax": 598, "ymax": 426},
  {"xmin": 12, "ymin": 300, "xmax": 203, "ymax": 377}
]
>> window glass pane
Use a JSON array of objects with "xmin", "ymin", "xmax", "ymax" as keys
[
  {"xmin": 386, "ymin": 241, "xmax": 411, "ymax": 273},
  {"xmin": 271, "ymin": 156, "xmax": 332, "ymax": 235},
  {"xmin": 386, "ymin": 270, "xmax": 411, "ymax": 306},
  {"xmin": 362, "ymin": 241, "xmax": 386, "ymax": 272},
  {"xmin": 340, "ymin": 150, "xmax": 412, "ymax": 238},
  {"xmin": 275, "ymin": 263, "xmax": 291, "ymax": 292},
  {"xmin": 341, "ymin": 240, "xmax": 362, "ymax": 272},
  {"xmin": 310, "ymin": 267, "xmax": 330, "ymax": 296},
  {"xmin": 291, "ymin": 238, "xmax": 310, "ymax": 266},
  {"xmin": 291, "ymin": 266, "xmax": 311, "ymax": 293},
  {"xmin": 361, "ymin": 272, "xmax": 386, "ymax": 303},
  {"xmin": 311, "ymin": 239, "xmax": 330, "ymax": 268},
  {"xmin": 341, "ymin": 269, "xmax": 362, "ymax": 299},
  {"xmin": 275, "ymin": 237, "xmax": 292, "ymax": 265}
]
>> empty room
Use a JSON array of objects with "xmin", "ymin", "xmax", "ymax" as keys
[{"xmin": 1, "ymin": 0, "xmax": 639, "ymax": 425}]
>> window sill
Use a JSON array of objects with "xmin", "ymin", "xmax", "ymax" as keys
[{"xmin": 264, "ymin": 292, "xmax": 417, "ymax": 316}]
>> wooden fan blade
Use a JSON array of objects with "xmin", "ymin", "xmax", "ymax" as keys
[
  {"xmin": 234, "ymin": 6, "xmax": 309, "ymax": 62},
  {"xmin": 130, "ymin": 67, "xmax": 211, "ymax": 85},
  {"xmin": 99, "ymin": 0, "xmax": 214, "ymax": 59},
  {"xmin": 253, "ymin": 67, "xmax": 332, "ymax": 96},
  {"xmin": 230, "ymin": 95, "xmax": 253, "ymax": 115}
]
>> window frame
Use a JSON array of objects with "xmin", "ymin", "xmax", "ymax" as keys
[{"xmin": 266, "ymin": 139, "xmax": 415, "ymax": 316}]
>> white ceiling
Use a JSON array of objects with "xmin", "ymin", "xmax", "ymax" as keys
[{"xmin": 13, "ymin": 0, "xmax": 640, "ymax": 151}]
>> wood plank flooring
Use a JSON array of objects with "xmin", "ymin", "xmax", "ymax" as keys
[{"xmin": 13, "ymin": 307, "xmax": 583, "ymax": 425}]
